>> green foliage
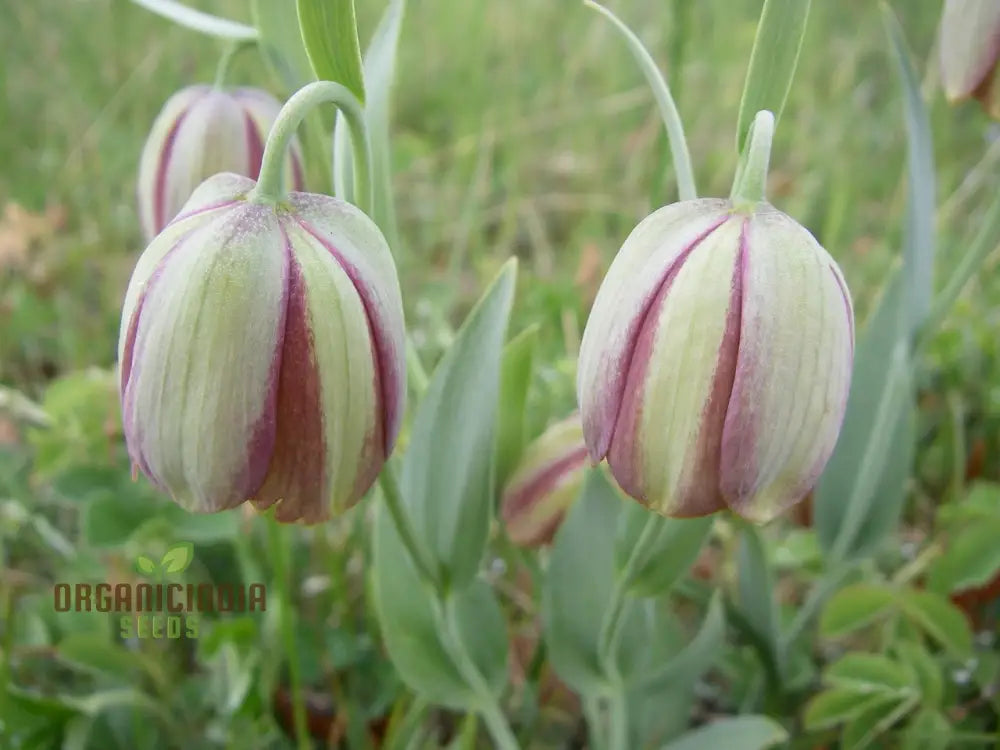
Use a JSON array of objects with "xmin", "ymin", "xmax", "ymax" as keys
[
  {"xmin": 735, "ymin": 0, "xmax": 812, "ymax": 151},
  {"xmin": 5, "ymin": 0, "xmax": 1000, "ymax": 747},
  {"xmin": 401, "ymin": 260, "xmax": 516, "ymax": 588},
  {"xmin": 296, "ymin": 0, "xmax": 365, "ymax": 101}
]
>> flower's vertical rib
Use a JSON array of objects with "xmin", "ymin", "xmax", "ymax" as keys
[
  {"xmin": 151, "ymin": 109, "xmax": 192, "ymax": 236},
  {"xmin": 577, "ymin": 200, "xmax": 732, "ymax": 463},
  {"xmin": 606, "ymin": 218, "xmax": 743, "ymax": 516},
  {"xmin": 253, "ymin": 233, "xmax": 328, "ymax": 523},
  {"xmin": 720, "ymin": 210, "xmax": 852, "ymax": 521},
  {"xmin": 138, "ymin": 85, "xmax": 209, "ymax": 240},
  {"xmin": 294, "ymin": 219, "xmax": 388, "ymax": 500},
  {"xmin": 122, "ymin": 201, "xmax": 287, "ymax": 512},
  {"xmin": 289, "ymin": 197, "xmax": 405, "ymax": 455}
]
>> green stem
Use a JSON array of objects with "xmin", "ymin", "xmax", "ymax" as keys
[
  {"xmin": 919, "ymin": 184, "xmax": 1000, "ymax": 345},
  {"xmin": 597, "ymin": 512, "xmax": 660, "ymax": 667},
  {"xmin": 251, "ymin": 81, "xmax": 372, "ymax": 213},
  {"xmin": 386, "ymin": 696, "xmax": 429, "ymax": 750},
  {"xmin": 435, "ymin": 597, "xmax": 521, "ymax": 750},
  {"xmin": 583, "ymin": 694, "xmax": 607, "ymax": 750},
  {"xmin": 265, "ymin": 518, "xmax": 310, "ymax": 750},
  {"xmin": 405, "ymin": 338, "xmax": 430, "ymax": 398},
  {"xmin": 584, "ymin": 0, "xmax": 696, "ymax": 201},
  {"xmin": 730, "ymin": 110, "xmax": 775, "ymax": 211},
  {"xmin": 212, "ymin": 40, "xmax": 254, "ymax": 88},
  {"xmin": 606, "ymin": 688, "xmax": 628, "ymax": 750},
  {"xmin": 378, "ymin": 467, "xmax": 441, "ymax": 591}
]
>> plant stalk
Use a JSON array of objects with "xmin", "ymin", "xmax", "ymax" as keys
[
  {"xmin": 265, "ymin": 517, "xmax": 310, "ymax": 750},
  {"xmin": 731, "ymin": 110, "xmax": 775, "ymax": 211},
  {"xmin": 252, "ymin": 81, "xmax": 372, "ymax": 213},
  {"xmin": 378, "ymin": 467, "xmax": 441, "ymax": 591},
  {"xmin": 583, "ymin": 0, "xmax": 697, "ymax": 201}
]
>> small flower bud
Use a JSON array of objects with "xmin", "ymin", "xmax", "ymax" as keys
[
  {"xmin": 939, "ymin": 0, "xmax": 1000, "ymax": 118},
  {"xmin": 501, "ymin": 415, "xmax": 589, "ymax": 547},
  {"xmin": 137, "ymin": 86, "xmax": 304, "ymax": 240},
  {"xmin": 119, "ymin": 173, "xmax": 405, "ymax": 522},
  {"xmin": 577, "ymin": 198, "xmax": 854, "ymax": 523}
]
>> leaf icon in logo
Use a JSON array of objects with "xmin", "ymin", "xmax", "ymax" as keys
[
  {"xmin": 136, "ymin": 555, "xmax": 158, "ymax": 576},
  {"xmin": 160, "ymin": 542, "xmax": 194, "ymax": 574}
]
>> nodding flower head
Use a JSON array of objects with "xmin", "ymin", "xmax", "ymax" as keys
[
  {"xmin": 501, "ymin": 414, "xmax": 590, "ymax": 547},
  {"xmin": 119, "ymin": 173, "xmax": 405, "ymax": 523},
  {"xmin": 138, "ymin": 86, "xmax": 305, "ymax": 240},
  {"xmin": 577, "ymin": 198, "xmax": 854, "ymax": 524},
  {"xmin": 939, "ymin": 0, "xmax": 1000, "ymax": 118}
]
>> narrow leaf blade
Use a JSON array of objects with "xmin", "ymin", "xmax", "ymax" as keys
[
  {"xmin": 736, "ymin": 0, "xmax": 812, "ymax": 150},
  {"xmin": 402, "ymin": 260, "xmax": 517, "ymax": 588},
  {"xmin": 883, "ymin": 2, "xmax": 936, "ymax": 332},
  {"xmin": 297, "ymin": 0, "xmax": 366, "ymax": 101},
  {"xmin": 131, "ymin": 0, "xmax": 258, "ymax": 40},
  {"xmin": 661, "ymin": 716, "xmax": 788, "ymax": 750}
]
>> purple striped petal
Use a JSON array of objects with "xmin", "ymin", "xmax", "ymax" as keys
[{"xmin": 577, "ymin": 199, "xmax": 731, "ymax": 464}]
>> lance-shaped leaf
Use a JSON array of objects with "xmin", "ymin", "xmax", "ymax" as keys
[
  {"xmin": 735, "ymin": 0, "xmax": 812, "ymax": 151},
  {"xmin": 131, "ymin": 0, "xmax": 259, "ymax": 41},
  {"xmin": 542, "ymin": 469, "xmax": 646, "ymax": 695},
  {"xmin": 370, "ymin": 495, "xmax": 507, "ymax": 708},
  {"xmin": 334, "ymin": 0, "xmax": 407, "ymax": 245},
  {"xmin": 297, "ymin": 0, "xmax": 366, "ymax": 102},
  {"xmin": 495, "ymin": 325, "xmax": 538, "ymax": 488},
  {"xmin": 883, "ymin": 3, "xmax": 936, "ymax": 332},
  {"xmin": 401, "ymin": 260, "xmax": 517, "ymax": 588},
  {"xmin": 815, "ymin": 272, "xmax": 914, "ymax": 561}
]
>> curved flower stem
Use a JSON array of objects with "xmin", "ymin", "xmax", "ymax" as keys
[
  {"xmin": 378, "ymin": 466, "xmax": 441, "ymax": 591},
  {"xmin": 212, "ymin": 39, "xmax": 255, "ymax": 88},
  {"xmin": 435, "ymin": 596, "xmax": 521, "ymax": 750},
  {"xmin": 265, "ymin": 517, "xmax": 310, "ymax": 750},
  {"xmin": 252, "ymin": 81, "xmax": 373, "ymax": 213},
  {"xmin": 583, "ymin": 0, "xmax": 696, "ymax": 202},
  {"xmin": 731, "ymin": 110, "xmax": 775, "ymax": 212}
]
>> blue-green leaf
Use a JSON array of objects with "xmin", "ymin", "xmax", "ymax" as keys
[
  {"xmin": 370, "ymin": 498, "xmax": 507, "ymax": 708},
  {"xmin": 296, "ymin": 0, "xmax": 365, "ymax": 102},
  {"xmin": 334, "ymin": 0, "xmax": 407, "ymax": 243},
  {"xmin": 883, "ymin": 2, "xmax": 936, "ymax": 332},
  {"xmin": 131, "ymin": 0, "xmax": 258, "ymax": 41},
  {"xmin": 542, "ymin": 469, "xmax": 642, "ymax": 695},
  {"xmin": 402, "ymin": 260, "xmax": 517, "ymax": 588},
  {"xmin": 640, "ymin": 592, "xmax": 726, "ymax": 692},
  {"xmin": 815, "ymin": 271, "xmax": 915, "ymax": 561},
  {"xmin": 661, "ymin": 716, "xmax": 788, "ymax": 750},
  {"xmin": 735, "ymin": 0, "xmax": 812, "ymax": 151},
  {"xmin": 495, "ymin": 326, "xmax": 538, "ymax": 488},
  {"xmin": 617, "ymin": 504, "xmax": 713, "ymax": 598},
  {"xmin": 736, "ymin": 525, "xmax": 782, "ymax": 676},
  {"xmin": 583, "ymin": 0, "xmax": 695, "ymax": 201}
]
